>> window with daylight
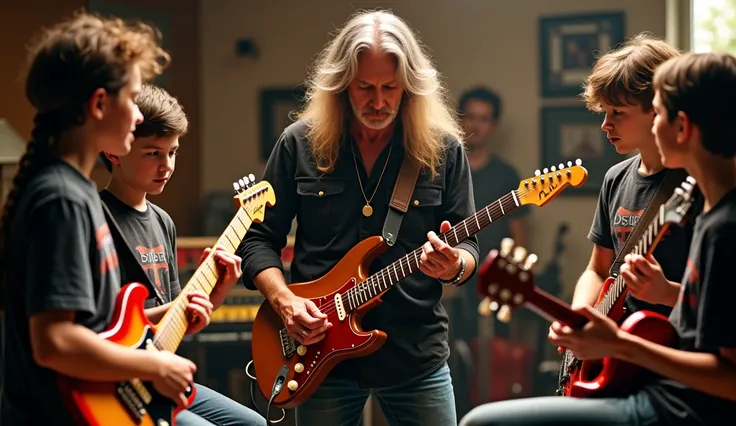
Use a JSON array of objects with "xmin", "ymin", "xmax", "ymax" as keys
[{"xmin": 692, "ymin": 0, "xmax": 736, "ymax": 53}]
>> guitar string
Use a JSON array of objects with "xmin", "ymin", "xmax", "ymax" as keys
[{"xmin": 311, "ymin": 180, "xmax": 560, "ymax": 318}]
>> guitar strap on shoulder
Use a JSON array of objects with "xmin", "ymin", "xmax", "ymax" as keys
[
  {"xmin": 609, "ymin": 167, "xmax": 689, "ymax": 276},
  {"xmin": 100, "ymin": 199, "xmax": 167, "ymax": 305},
  {"xmin": 382, "ymin": 153, "xmax": 421, "ymax": 246}
]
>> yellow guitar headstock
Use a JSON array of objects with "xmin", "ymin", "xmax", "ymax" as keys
[
  {"xmin": 233, "ymin": 174, "xmax": 276, "ymax": 223},
  {"xmin": 516, "ymin": 159, "xmax": 588, "ymax": 207}
]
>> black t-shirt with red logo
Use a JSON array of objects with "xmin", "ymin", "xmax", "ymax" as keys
[
  {"xmin": 588, "ymin": 155, "xmax": 699, "ymax": 318},
  {"xmin": 643, "ymin": 187, "xmax": 736, "ymax": 425},
  {"xmin": 99, "ymin": 189, "xmax": 180, "ymax": 307}
]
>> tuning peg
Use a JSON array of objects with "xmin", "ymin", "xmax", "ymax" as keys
[
  {"xmin": 500, "ymin": 238, "xmax": 514, "ymax": 257},
  {"xmin": 550, "ymin": 165, "xmax": 557, "ymax": 172},
  {"xmin": 233, "ymin": 181, "xmax": 241, "ymax": 194},
  {"xmin": 575, "ymin": 159, "xmax": 582, "ymax": 166},
  {"xmin": 558, "ymin": 163, "xmax": 564, "ymax": 170},
  {"xmin": 522, "ymin": 253, "xmax": 538, "ymax": 271},
  {"xmin": 567, "ymin": 161, "xmax": 572, "ymax": 167},
  {"xmin": 543, "ymin": 167, "xmax": 549, "ymax": 174},
  {"xmin": 248, "ymin": 173, "xmax": 256, "ymax": 185},
  {"xmin": 686, "ymin": 176, "xmax": 696, "ymax": 186},
  {"xmin": 478, "ymin": 297, "xmax": 492, "ymax": 317},
  {"xmin": 243, "ymin": 175, "xmax": 251, "ymax": 186},
  {"xmin": 497, "ymin": 305, "xmax": 512, "ymax": 323},
  {"xmin": 238, "ymin": 178, "xmax": 246, "ymax": 189},
  {"xmin": 512, "ymin": 245, "xmax": 527, "ymax": 264},
  {"xmin": 534, "ymin": 169, "xmax": 541, "ymax": 176}
]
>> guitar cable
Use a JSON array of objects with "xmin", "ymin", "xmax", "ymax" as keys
[{"xmin": 245, "ymin": 360, "xmax": 286, "ymax": 425}]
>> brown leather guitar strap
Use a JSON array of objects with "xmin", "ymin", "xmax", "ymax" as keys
[
  {"xmin": 609, "ymin": 167, "xmax": 689, "ymax": 276},
  {"xmin": 382, "ymin": 153, "xmax": 421, "ymax": 246}
]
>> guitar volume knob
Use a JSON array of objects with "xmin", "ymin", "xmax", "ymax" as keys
[
  {"xmin": 297, "ymin": 345, "xmax": 307, "ymax": 356},
  {"xmin": 497, "ymin": 305, "xmax": 512, "ymax": 323},
  {"xmin": 287, "ymin": 380, "xmax": 299, "ymax": 391},
  {"xmin": 294, "ymin": 363, "xmax": 304, "ymax": 373}
]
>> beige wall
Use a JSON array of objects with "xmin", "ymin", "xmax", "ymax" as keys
[{"xmin": 200, "ymin": 0, "xmax": 667, "ymax": 297}]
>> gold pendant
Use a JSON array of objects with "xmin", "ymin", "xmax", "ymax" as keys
[{"xmin": 362, "ymin": 204, "xmax": 373, "ymax": 217}]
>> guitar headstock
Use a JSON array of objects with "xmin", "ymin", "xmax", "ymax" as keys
[
  {"xmin": 516, "ymin": 159, "xmax": 588, "ymax": 207},
  {"xmin": 662, "ymin": 176, "xmax": 698, "ymax": 226},
  {"xmin": 232, "ymin": 174, "xmax": 276, "ymax": 223},
  {"xmin": 476, "ymin": 238, "xmax": 539, "ymax": 323}
]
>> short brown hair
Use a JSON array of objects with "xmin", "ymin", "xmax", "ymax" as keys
[
  {"xmin": 0, "ymin": 10, "xmax": 168, "ymax": 310},
  {"xmin": 654, "ymin": 52, "xmax": 736, "ymax": 157},
  {"xmin": 583, "ymin": 33, "xmax": 680, "ymax": 112},
  {"xmin": 101, "ymin": 83, "xmax": 188, "ymax": 171}
]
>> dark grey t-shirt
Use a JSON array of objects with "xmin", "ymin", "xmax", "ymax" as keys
[
  {"xmin": 99, "ymin": 190, "xmax": 180, "ymax": 308},
  {"xmin": 1, "ymin": 157, "xmax": 120, "ymax": 426},
  {"xmin": 588, "ymin": 155, "xmax": 697, "ymax": 317},
  {"xmin": 643, "ymin": 188, "xmax": 736, "ymax": 425}
]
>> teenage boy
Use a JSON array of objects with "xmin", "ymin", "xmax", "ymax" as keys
[
  {"xmin": 99, "ymin": 83, "xmax": 266, "ymax": 426},
  {"xmin": 459, "ymin": 48, "xmax": 736, "ymax": 426}
]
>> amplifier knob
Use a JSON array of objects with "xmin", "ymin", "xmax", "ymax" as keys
[
  {"xmin": 287, "ymin": 380, "xmax": 298, "ymax": 391},
  {"xmin": 294, "ymin": 363, "xmax": 304, "ymax": 373},
  {"xmin": 297, "ymin": 345, "xmax": 307, "ymax": 356}
]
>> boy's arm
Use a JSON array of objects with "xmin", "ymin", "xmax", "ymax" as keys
[
  {"xmin": 615, "ymin": 231, "xmax": 736, "ymax": 401},
  {"xmin": 26, "ymin": 198, "xmax": 164, "ymax": 381},
  {"xmin": 145, "ymin": 303, "xmax": 171, "ymax": 323},
  {"xmin": 572, "ymin": 244, "xmax": 614, "ymax": 306}
]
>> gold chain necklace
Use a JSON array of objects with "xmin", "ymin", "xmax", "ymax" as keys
[{"xmin": 351, "ymin": 140, "xmax": 393, "ymax": 217}]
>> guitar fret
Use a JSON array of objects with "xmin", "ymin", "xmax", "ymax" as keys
[
  {"xmin": 511, "ymin": 190, "xmax": 519, "ymax": 206},
  {"xmin": 393, "ymin": 264, "xmax": 400, "ymax": 282},
  {"xmin": 486, "ymin": 206, "xmax": 493, "ymax": 224},
  {"xmin": 498, "ymin": 199, "xmax": 505, "ymax": 214}
]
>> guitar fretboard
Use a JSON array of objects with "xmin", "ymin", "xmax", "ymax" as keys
[
  {"xmin": 595, "ymin": 205, "xmax": 670, "ymax": 317},
  {"xmin": 344, "ymin": 190, "xmax": 520, "ymax": 311},
  {"xmin": 153, "ymin": 207, "xmax": 253, "ymax": 352}
]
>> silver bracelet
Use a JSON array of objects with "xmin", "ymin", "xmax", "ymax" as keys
[{"xmin": 438, "ymin": 255, "xmax": 467, "ymax": 286}]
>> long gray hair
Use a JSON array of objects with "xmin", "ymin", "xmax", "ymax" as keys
[{"xmin": 298, "ymin": 9, "xmax": 464, "ymax": 177}]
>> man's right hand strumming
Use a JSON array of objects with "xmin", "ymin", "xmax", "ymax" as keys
[{"xmin": 276, "ymin": 291, "xmax": 332, "ymax": 345}]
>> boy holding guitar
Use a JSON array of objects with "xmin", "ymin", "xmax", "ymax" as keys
[
  {"xmin": 99, "ymin": 83, "xmax": 266, "ymax": 426},
  {"xmin": 460, "ymin": 50, "xmax": 736, "ymax": 426},
  {"xmin": 0, "ymin": 12, "xmax": 196, "ymax": 425}
]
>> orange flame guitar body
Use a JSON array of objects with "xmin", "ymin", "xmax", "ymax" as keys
[
  {"xmin": 251, "ymin": 236, "xmax": 389, "ymax": 409},
  {"xmin": 57, "ymin": 283, "xmax": 196, "ymax": 426}
]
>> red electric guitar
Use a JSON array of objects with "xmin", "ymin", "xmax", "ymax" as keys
[
  {"xmin": 556, "ymin": 176, "xmax": 699, "ymax": 397},
  {"xmin": 476, "ymin": 178, "xmax": 698, "ymax": 398},
  {"xmin": 57, "ymin": 176, "xmax": 275, "ymax": 426},
  {"xmin": 251, "ymin": 161, "xmax": 588, "ymax": 408}
]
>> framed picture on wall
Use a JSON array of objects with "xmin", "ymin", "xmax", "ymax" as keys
[
  {"xmin": 539, "ymin": 11, "xmax": 625, "ymax": 98},
  {"xmin": 540, "ymin": 106, "xmax": 618, "ymax": 195},
  {"xmin": 260, "ymin": 86, "xmax": 306, "ymax": 162}
]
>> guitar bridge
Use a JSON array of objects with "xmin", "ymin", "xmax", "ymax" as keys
[
  {"xmin": 115, "ymin": 379, "xmax": 151, "ymax": 422},
  {"xmin": 280, "ymin": 328, "xmax": 296, "ymax": 358}
]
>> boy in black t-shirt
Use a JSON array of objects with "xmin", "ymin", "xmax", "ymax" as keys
[
  {"xmin": 459, "ymin": 49, "xmax": 736, "ymax": 426},
  {"xmin": 0, "ymin": 13, "xmax": 197, "ymax": 426},
  {"xmin": 99, "ymin": 83, "xmax": 266, "ymax": 426},
  {"xmin": 569, "ymin": 34, "xmax": 694, "ymax": 320}
]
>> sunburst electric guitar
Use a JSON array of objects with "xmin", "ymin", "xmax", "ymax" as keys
[
  {"xmin": 251, "ymin": 160, "xmax": 588, "ymax": 408},
  {"xmin": 477, "ymin": 177, "xmax": 698, "ymax": 398},
  {"xmin": 58, "ymin": 176, "xmax": 275, "ymax": 426}
]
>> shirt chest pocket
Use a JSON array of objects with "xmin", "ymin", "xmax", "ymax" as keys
[
  {"xmin": 296, "ymin": 177, "xmax": 346, "ymax": 242},
  {"xmin": 399, "ymin": 184, "xmax": 443, "ymax": 244}
]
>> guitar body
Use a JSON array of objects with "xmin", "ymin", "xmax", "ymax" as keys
[
  {"xmin": 57, "ymin": 283, "xmax": 196, "ymax": 426},
  {"xmin": 251, "ymin": 236, "xmax": 389, "ymax": 408},
  {"xmin": 561, "ymin": 276, "xmax": 629, "ymax": 396},
  {"xmin": 564, "ymin": 310, "xmax": 677, "ymax": 398}
]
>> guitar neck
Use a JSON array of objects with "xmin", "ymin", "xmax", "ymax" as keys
[
  {"xmin": 346, "ymin": 191, "xmax": 521, "ymax": 311},
  {"xmin": 597, "ymin": 207, "xmax": 672, "ymax": 316},
  {"xmin": 153, "ymin": 207, "xmax": 253, "ymax": 352},
  {"xmin": 526, "ymin": 286, "xmax": 588, "ymax": 329}
]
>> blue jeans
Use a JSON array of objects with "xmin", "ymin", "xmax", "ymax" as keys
[
  {"xmin": 177, "ymin": 383, "xmax": 267, "ymax": 426},
  {"xmin": 459, "ymin": 392, "xmax": 659, "ymax": 426},
  {"xmin": 296, "ymin": 362, "xmax": 455, "ymax": 426}
]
